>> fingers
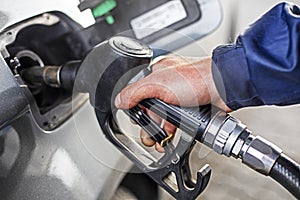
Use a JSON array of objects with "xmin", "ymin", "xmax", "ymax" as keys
[
  {"xmin": 115, "ymin": 77, "xmax": 156, "ymax": 109},
  {"xmin": 139, "ymin": 109, "xmax": 177, "ymax": 153},
  {"xmin": 155, "ymin": 143, "xmax": 165, "ymax": 153},
  {"xmin": 154, "ymin": 120, "xmax": 177, "ymax": 153},
  {"xmin": 115, "ymin": 56, "xmax": 182, "ymax": 109},
  {"xmin": 163, "ymin": 121, "xmax": 177, "ymax": 136},
  {"xmin": 140, "ymin": 110, "xmax": 162, "ymax": 147},
  {"xmin": 114, "ymin": 59, "xmax": 168, "ymax": 110},
  {"xmin": 140, "ymin": 130, "xmax": 156, "ymax": 147},
  {"xmin": 114, "ymin": 57, "xmax": 165, "ymax": 109}
]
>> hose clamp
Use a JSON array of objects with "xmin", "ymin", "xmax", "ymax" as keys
[
  {"xmin": 202, "ymin": 111, "xmax": 227, "ymax": 148},
  {"xmin": 241, "ymin": 136, "xmax": 282, "ymax": 175}
]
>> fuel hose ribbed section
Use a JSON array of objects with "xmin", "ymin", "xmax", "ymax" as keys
[{"xmin": 269, "ymin": 153, "xmax": 300, "ymax": 199}]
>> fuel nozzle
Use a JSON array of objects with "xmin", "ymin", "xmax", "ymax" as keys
[{"xmin": 19, "ymin": 60, "xmax": 81, "ymax": 92}]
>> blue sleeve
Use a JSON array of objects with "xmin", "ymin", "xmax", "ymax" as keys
[{"xmin": 212, "ymin": 2, "xmax": 300, "ymax": 110}]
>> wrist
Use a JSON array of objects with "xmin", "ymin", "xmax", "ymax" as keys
[{"xmin": 207, "ymin": 58, "xmax": 232, "ymax": 112}]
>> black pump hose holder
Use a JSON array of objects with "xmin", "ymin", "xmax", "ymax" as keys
[{"xmin": 77, "ymin": 36, "xmax": 211, "ymax": 200}]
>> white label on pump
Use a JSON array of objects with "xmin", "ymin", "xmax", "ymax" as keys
[{"xmin": 130, "ymin": 0, "xmax": 187, "ymax": 39}]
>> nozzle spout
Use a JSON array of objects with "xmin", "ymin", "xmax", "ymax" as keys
[{"xmin": 20, "ymin": 60, "xmax": 81, "ymax": 92}]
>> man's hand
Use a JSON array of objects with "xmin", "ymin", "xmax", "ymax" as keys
[{"xmin": 115, "ymin": 56, "xmax": 231, "ymax": 151}]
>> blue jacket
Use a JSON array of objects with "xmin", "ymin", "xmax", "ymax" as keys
[{"xmin": 212, "ymin": 2, "xmax": 300, "ymax": 110}]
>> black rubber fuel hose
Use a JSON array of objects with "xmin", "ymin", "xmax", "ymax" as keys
[{"xmin": 269, "ymin": 153, "xmax": 300, "ymax": 199}]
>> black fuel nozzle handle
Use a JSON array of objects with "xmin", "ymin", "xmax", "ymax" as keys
[
  {"xmin": 139, "ymin": 98, "xmax": 213, "ymax": 143},
  {"xmin": 125, "ymin": 106, "xmax": 170, "ymax": 147}
]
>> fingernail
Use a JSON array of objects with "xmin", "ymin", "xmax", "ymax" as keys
[{"xmin": 115, "ymin": 93, "xmax": 121, "ymax": 108}]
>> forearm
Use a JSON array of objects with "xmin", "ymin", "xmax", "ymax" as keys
[{"xmin": 212, "ymin": 2, "xmax": 300, "ymax": 110}]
